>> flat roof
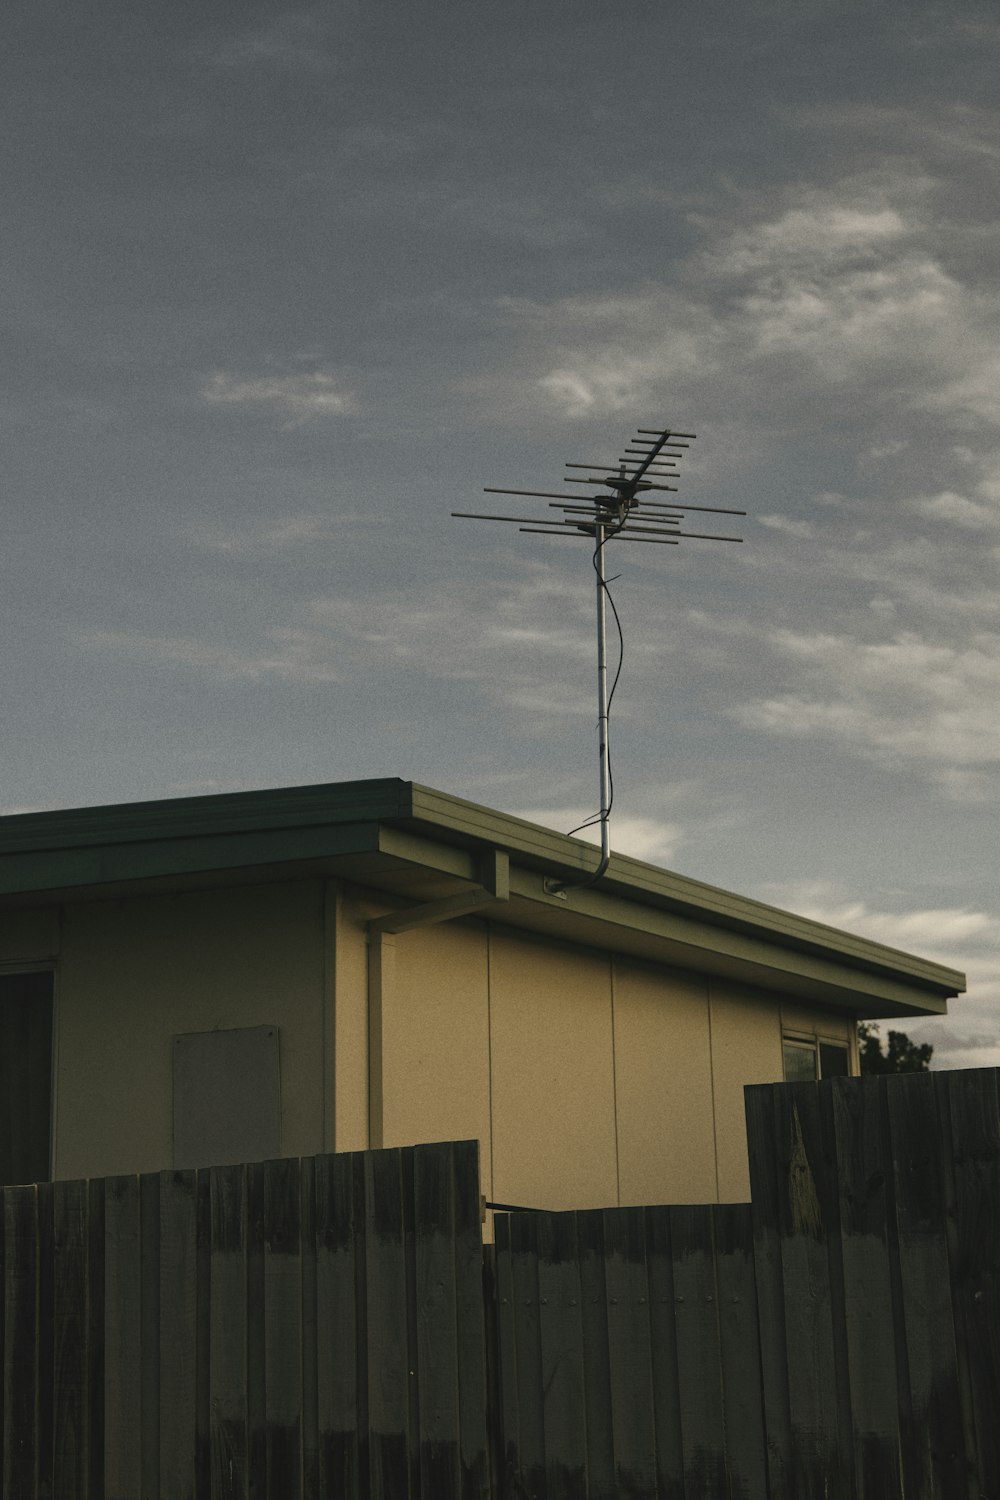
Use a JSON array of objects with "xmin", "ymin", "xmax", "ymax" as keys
[{"xmin": 0, "ymin": 777, "xmax": 964, "ymax": 1019}]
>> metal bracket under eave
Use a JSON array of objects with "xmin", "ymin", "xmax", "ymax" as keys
[{"xmin": 367, "ymin": 849, "xmax": 510, "ymax": 937}]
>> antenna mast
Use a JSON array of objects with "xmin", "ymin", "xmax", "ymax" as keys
[{"xmin": 453, "ymin": 425, "xmax": 745, "ymax": 892}]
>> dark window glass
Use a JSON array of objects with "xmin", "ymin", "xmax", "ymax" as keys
[
  {"xmin": 782, "ymin": 1037, "xmax": 818, "ymax": 1083},
  {"xmin": 819, "ymin": 1041, "xmax": 850, "ymax": 1079},
  {"xmin": 0, "ymin": 971, "xmax": 53, "ymax": 1186}
]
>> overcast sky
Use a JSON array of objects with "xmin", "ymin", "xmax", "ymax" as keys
[{"xmin": 5, "ymin": 3, "xmax": 999, "ymax": 1065}]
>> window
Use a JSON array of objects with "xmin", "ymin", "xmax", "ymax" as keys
[
  {"xmin": 0, "ymin": 970, "xmax": 54, "ymax": 1186},
  {"xmin": 782, "ymin": 1036, "xmax": 819, "ymax": 1083},
  {"xmin": 819, "ymin": 1040, "xmax": 850, "ymax": 1078},
  {"xmin": 782, "ymin": 1032, "xmax": 850, "ymax": 1083}
]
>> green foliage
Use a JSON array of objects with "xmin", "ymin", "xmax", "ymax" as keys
[{"xmin": 858, "ymin": 1022, "xmax": 933, "ymax": 1075}]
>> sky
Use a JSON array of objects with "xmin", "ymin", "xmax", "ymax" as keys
[{"xmin": 5, "ymin": 2, "xmax": 1000, "ymax": 1066}]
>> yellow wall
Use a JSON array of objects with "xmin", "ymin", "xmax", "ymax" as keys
[
  {"xmin": 488, "ymin": 931, "xmax": 618, "ymax": 1211},
  {"xmin": 53, "ymin": 880, "xmax": 327, "ymax": 1178},
  {"xmin": 3, "ymin": 876, "xmax": 860, "ymax": 1208},
  {"xmin": 333, "ymin": 889, "xmax": 373, "ymax": 1154},
  {"xmin": 379, "ymin": 921, "xmax": 493, "ymax": 1197},
  {"xmin": 709, "ymin": 980, "xmax": 785, "ymax": 1201},
  {"xmin": 364, "ymin": 915, "xmax": 842, "ymax": 1210},
  {"xmin": 613, "ymin": 962, "xmax": 717, "ymax": 1205}
]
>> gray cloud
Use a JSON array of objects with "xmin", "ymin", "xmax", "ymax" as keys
[
  {"xmin": 760, "ymin": 878, "xmax": 1000, "ymax": 1068},
  {"xmin": 735, "ymin": 627, "xmax": 1000, "ymax": 772},
  {"xmin": 202, "ymin": 371, "xmax": 358, "ymax": 426},
  {"xmin": 6, "ymin": 2, "xmax": 1000, "ymax": 1063}
]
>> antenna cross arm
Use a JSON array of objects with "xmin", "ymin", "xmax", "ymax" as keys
[
  {"xmin": 483, "ymin": 486, "xmax": 604, "ymax": 503},
  {"xmin": 452, "ymin": 510, "xmax": 585, "ymax": 527}
]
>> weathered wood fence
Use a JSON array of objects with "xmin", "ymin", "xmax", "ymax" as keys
[
  {"xmin": 2, "ymin": 1069, "xmax": 999, "ymax": 1497},
  {"xmin": 496, "ymin": 1069, "xmax": 1000, "ymax": 1499},
  {"xmin": 2, "ymin": 1139, "xmax": 488, "ymax": 1500}
]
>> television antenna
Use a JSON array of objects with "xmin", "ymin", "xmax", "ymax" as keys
[{"xmin": 453, "ymin": 426, "xmax": 745, "ymax": 894}]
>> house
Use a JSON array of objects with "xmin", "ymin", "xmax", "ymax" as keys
[{"xmin": 0, "ymin": 778, "xmax": 963, "ymax": 1208}]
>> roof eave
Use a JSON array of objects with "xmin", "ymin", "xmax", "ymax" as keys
[{"xmin": 0, "ymin": 777, "xmax": 964, "ymax": 1015}]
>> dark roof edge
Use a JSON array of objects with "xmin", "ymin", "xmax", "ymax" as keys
[
  {"xmin": 0, "ymin": 776, "xmax": 965, "ymax": 999},
  {"xmin": 0, "ymin": 778, "xmax": 414, "ymax": 854},
  {"xmin": 404, "ymin": 783, "xmax": 966, "ymax": 998}
]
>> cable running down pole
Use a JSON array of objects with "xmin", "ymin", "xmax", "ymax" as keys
[{"xmin": 452, "ymin": 424, "xmax": 745, "ymax": 893}]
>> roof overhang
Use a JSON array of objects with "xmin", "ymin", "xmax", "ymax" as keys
[{"xmin": 0, "ymin": 778, "xmax": 964, "ymax": 1019}]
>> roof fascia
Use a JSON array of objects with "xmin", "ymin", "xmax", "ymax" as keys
[
  {"xmin": 0, "ymin": 778, "xmax": 413, "ymax": 858},
  {"xmin": 0, "ymin": 822, "xmax": 385, "ymax": 899},
  {"xmin": 372, "ymin": 826, "xmax": 959, "ymax": 1012},
  {"xmin": 400, "ymin": 785, "xmax": 965, "ymax": 998}
]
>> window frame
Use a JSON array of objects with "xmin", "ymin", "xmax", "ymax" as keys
[{"xmin": 782, "ymin": 1028, "xmax": 853, "ymax": 1083}]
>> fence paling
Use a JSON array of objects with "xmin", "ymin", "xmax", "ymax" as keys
[
  {"xmin": 943, "ymin": 1070, "xmax": 1000, "ymax": 1496},
  {"xmin": 713, "ymin": 1201, "xmax": 767, "ymax": 1497},
  {"xmin": 884, "ymin": 1076, "xmax": 959, "ymax": 1498},
  {"xmin": 52, "ymin": 1177, "xmax": 90, "ymax": 1497}
]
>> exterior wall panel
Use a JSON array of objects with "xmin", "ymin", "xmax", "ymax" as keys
[
  {"xmin": 334, "ymin": 889, "xmax": 373, "ymax": 1153},
  {"xmin": 379, "ymin": 920, "xmax": 493, "ymax": 1198},
  {"xmin": 488, "ymin": 930, "xmax": 618, "ymax": 1211},
  {"xmin": 613, "ymin": 961, "xmax": 717, "ymax": 1205},
  {"xmin": 708, "ymin": 980, "xmax": 784, "ymax": 1201},
  {"xmin": 54, "ymin": 880, "xmax": 327, "ymax": 1179}
]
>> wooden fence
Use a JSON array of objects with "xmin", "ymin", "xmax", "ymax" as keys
[
  {"xmin": 495, "ymin": 1068, "xmax": 1000, "ymax": 1499},
  {"xmin": 1, "ymin": 1139, "xmax": 488, "ymax": 1500},
  {"xmin": 3, "ymin": 1070, "xmax": 999, "ymax": 1497},
  {"xmin": 493, "ymin": 1200, "xmax": 765, "ymax": 1499}
]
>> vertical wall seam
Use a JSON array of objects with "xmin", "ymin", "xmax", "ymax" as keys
[
  {"xmin": 51, "ymin": 914, "xmax": 62, "ymax": 1182},
  {"xmin": 610, "ymin": 958, "xmax": 621, "ymax": 1207},
  {"xmin": 322, "ymin": 882, "xmax": 338, "ymax": 1154},
  {"xmin": 367, "ymin": 933, "xmax": 389, "ymax": 1152},
  {"xmin": 366, "ymin": 929, "xmax": 375, "ymax": 1152},
  {"xmin": 707, "ymin": 978, "xmax": 721, "ymax": 1202},
  {"xmin": 486, "ymin": 924, "xmax": 495, "ymax": 1204},
  {"xmin": 322, "ymin": 882, "xmax": 330, "ymax": 1154}
]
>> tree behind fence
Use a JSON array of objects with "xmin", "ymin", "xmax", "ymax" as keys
[{"xmin": 2, "ymin": 1070, "xmax": 999, "ymax": 1498}]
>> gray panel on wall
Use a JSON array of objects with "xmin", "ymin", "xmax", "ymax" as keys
[{"xmin": 172, "ymin": 1024, "xmax": 280, "ymax": 1169}]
